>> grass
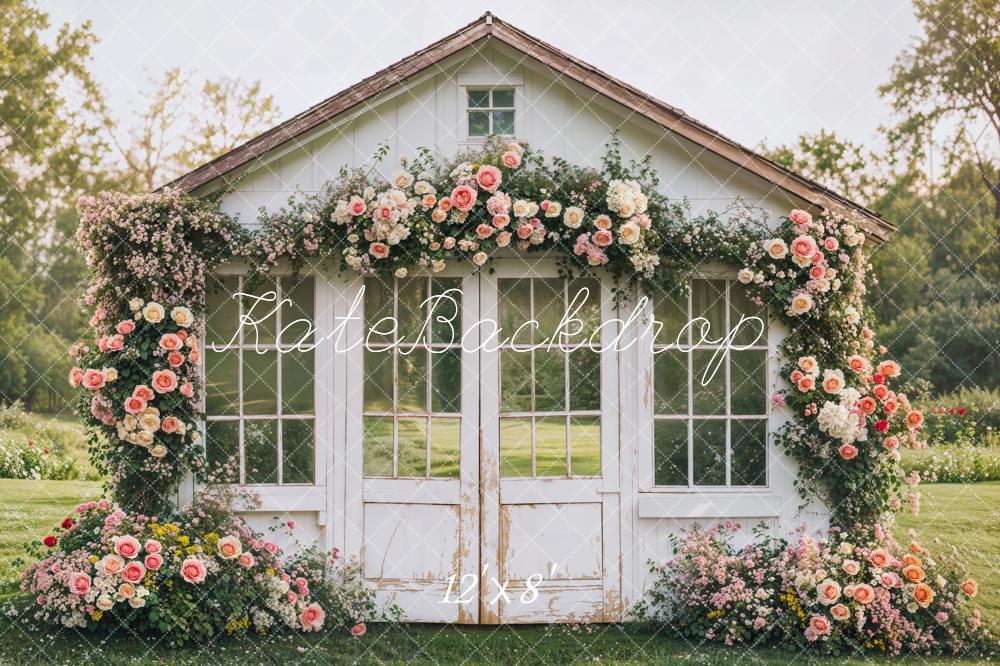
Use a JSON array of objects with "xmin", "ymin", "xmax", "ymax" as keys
[{"xmin": 0, "ymin": 478, "xmax": 996, "ymax": 664}]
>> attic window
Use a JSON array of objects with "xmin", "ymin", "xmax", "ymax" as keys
[{"xmin": 467, "ymin": 88, "xmax": 515, "ymax": 137}]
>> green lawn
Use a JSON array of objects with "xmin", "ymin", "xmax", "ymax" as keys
[{"xmin": 0, "ymin": 479, "xmax": 996, "ymax": 664}]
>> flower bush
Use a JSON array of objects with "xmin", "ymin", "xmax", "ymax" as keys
[
  {"xmin": 903, "ymin": 444, "xmax": 1000, "ymax": 483},
  {"xmin": 639, "ymin": 522, "xmax": 990, "ymax": 657},
  {"xmin": 0, "ymin": 437, "xmax": 79, "ymax": 480},
  {"xmin": 16, "ymin": 489, "xmax": 376, "ymax": 643},
  {"xmin": 68, "ymin": 297, "xmax": 204, "ymax": 515}
]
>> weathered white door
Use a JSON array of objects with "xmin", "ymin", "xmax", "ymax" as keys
[
  {"xmin": 347, "ymin": 260, "xmax": 621, "ymax": 623},
  {"xmin": 479, "ymin": 260, "xmax": 622, "ymax": 623}
]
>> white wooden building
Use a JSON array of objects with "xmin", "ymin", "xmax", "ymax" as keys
[{"xmin": 168, "ymin": 14, "xmax": 891, "ymax": 624}]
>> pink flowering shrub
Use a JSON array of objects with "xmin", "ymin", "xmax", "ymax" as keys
[
  {"xmin": 640, "ymin": 523, "xmax": 990, "ymax": 657},
  {"xmin": 16, "ymin": 490, "xmax": 377, "ymax": 643}
]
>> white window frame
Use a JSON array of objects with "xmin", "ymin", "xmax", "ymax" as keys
[{"xmin": 457, "ymin": 73, "xmax": 524, "ymax": 144}]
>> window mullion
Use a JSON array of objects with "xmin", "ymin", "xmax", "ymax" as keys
[
  {"xmin": 238, "ymin": 276, "xmax": 245, "ymax": 486},
  {"xmin": 276, "ymin": 277, "xmax": 283, "ymax": 485}
]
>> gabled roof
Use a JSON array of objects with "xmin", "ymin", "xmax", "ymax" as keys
[{"xmin": 164, "ymin": 12, "xmax": 894, "ymax": 241}]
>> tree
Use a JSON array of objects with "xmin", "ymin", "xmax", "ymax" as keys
[
  {"xmin": 104, "ymin": 68, "xmax": 281, "ymax": 190},
  {"xmin": 880, "ymin": 0, "xmax": 1000, "ymax": 217}
]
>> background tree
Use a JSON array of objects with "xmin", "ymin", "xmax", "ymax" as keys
[{"xmin": 880, "ymin": 0, "xmax": 1000, "ymax": 217}]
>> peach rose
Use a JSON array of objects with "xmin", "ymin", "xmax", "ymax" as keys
[
  {"xmin": 808, "ymin": 614, "xmax": 831, "ymax": 636},
  {"xmin": 838, "ymin": 444, "xmax": 858, "ymax": 461},
  {"xmin": 369, "ymin": 242, "xmax": 389, "ymax": 259},
  {"xmin": 960, "ymin": 579, "xmax": 978, "ymax": 597},
  {"xmin": 830, "ymin": 603, "xmax": 850, "ymax": 621},
  {"xmin": 151, "ymin": 369, "xmax": 178, "ymax": 394},
  {"xmin": 877, "ymin": 360, "xmax": 901, "ymax": 378},
  {"xmin": 852, "ymin": 583, "xmax": 875, "ymax": 604},
  {"xmin": 421, "ymin": 194, "xmax": 436, "ymax": 209},
  {"xmin": 593, "ymin": 214, "xmax": 612, "ymax": 230},
  {"xmin": 82, "ymin": 369, "xmax": 106, "ymax": 390},
  {"xmin": 124, "ymin": 396, "xmax": 147, "ymax": 415},
  {"xmin": 902, "ymin": 553, "xmax": 921, "ymax": 567},
  {"xmin": 450, "ymin": 185, "xmax": 477, "ymax": 212},
  {"xmin": 815, "ymin": 579, "xmax": 842, "ymax": 605},
  {"xmin": 868, "ymin": 548, "xmax": 890, "ymax": 568},
  {"xmin": 167, "ymin": 351, "xmax": 185, "ymax": 367},
  {"xmin": 902, "ymin": 564, "xmax": 925, "ymax": 583},
  {"xmin": 67, "ymin": 571, "xmax": 91, "ymax": 595},
  {"xmin": 69, "ymin": 367, "xmax": 84, "ymax": 387},
  {"xmin": 790, "ymin": 369, "xmax": 804, "ymax": 383},
  {"xmin": 238, "ymin": 552, "xmax": 256, "ymax": 568},
  {"xmin": 99, "ymin": 554, "xmax": 125, "ymax": 576},
  {"xmin": 789, "ymin": 292, "xmax": 814, "ymax": 315},
  {"xmin": 913, "ymin": 582, "xmax": 935, "ymax": 608},
  {"xmin": 841, "ymin": 559, "xmax": 861, "ymax": 575},
  {"xmin": 797, "ymin": 376, "xmax": 815, "ymax": 392},
  {"xmin": 764, "ymin": 238, "xmax": 788, "ymax": 260},
  {"xmin": 144, "ymin": 553, "xmax": 163, "ymax": 571},
  {"xmin": 475, "ymin": 165, "xmax": 502, "ymax": 193},
  {"xmin": 160, "ymin": 416, "xmax": 180, "ymax": 434},
  {"xmin": 116, "ymin": 320, "xmax": 136, "ymax": 335},
  {"xmin": 159, "ymin": 333, "xmax": 183, "ymax": 351},
  {"xmin": 906, "ymin": 410, "xmax": 924, "ymax": 428},
  {"xmin": 858, "ymin": 397, "xmax": 877, "ymax": 414},
  {"xmin": 217, "ymin": 535, "xmax": 242, "ymax": 560},
  {"xmin": 789, "ymin": 209, "xmax": 813, "ymax": 225},
  {"xmin": 133, "ymin": 385, "xmax": 154, "ymax": 401},
  {"xmin": 798, "ymin": 356, "xmax": 818, "ymax": 374},
  {"xmin": 501, "ymin": 151, "xmax": 521, "ymax": 169},
  {"xmin": 847, "ymin": 354, "xmax": 869, "ymax": 374},
  {"xmin": 822, "ymin": 369, "xmax": 845, "ymax": 394},
  {"xmin": 122, "ymin": 561, "xmax": 146, "ymax": 583},
  {"xmin": 180, "ymin": 382, "xmax": 194, "ymax": 398},
  {"xmin": 299, "ymin": 602, "xmax": 326, "ymax": 631},
  {"xmin": 873, "ymin": 384, "xmax": 890, "ymax": 401},
  {"xmin": 115, "ymin": 535, "xmax": 141, "ymax": 559},
  {"xmin": 438, "ymin": 196, "xmax": 452, "ymax": 212},
  {"xmin": 180, "ymin": 557, "xmax": 207, "ymax": 584}
]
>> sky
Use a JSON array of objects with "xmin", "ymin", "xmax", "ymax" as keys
[{"xmin": 44, "ymin": 0, "xmax": 921, "ymax": 154}]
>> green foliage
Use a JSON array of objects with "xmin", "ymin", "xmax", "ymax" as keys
[
  {"xmin": 904, "ymin": 445, "xmax": 1000, "ymax": 483},
  {"xmin": 0, "ymin": 437, "xmax": 78, "ymax": 480}
]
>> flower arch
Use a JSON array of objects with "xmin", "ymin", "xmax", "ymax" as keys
[{"xmin": 71, "ymin": 138, "xmax": 923, "ymax": 525}]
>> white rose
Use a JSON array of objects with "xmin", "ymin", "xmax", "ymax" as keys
[
  {"xmin": 563, "ymin": 206, "xmax": 584, "ymax": 229},
  {"xmin": 149, "ymin": 444, "xmax": 167, "ymax": 458},
  {"xmin": 129, "ymin": 298, "xmax": 144, "ymax": 312},
  {"xmin": 96, "ymin": 595, "xmax": 113, "ymax": 611},
  {"xmin": 142, "ymin": 302, "xmax": 165, "ymax": 324},
  {"xmin": 136, "ymin": 431, "xmax": 154, "ymax": 446},
  {"xmin": 544, "ymin": 201, "xmax": 562, "ymax": 218},
  {"xmin": 102, "ymin": 367, "xmax": 118, "ymax": 382},
  {"xmin": 512, "ymin": 200, "xmax": 531, "ymax": 218},
  {"xmin": 764, "ymin": 238, "xmax": 788, "ymax": 260},
  {"xmin": 789, "ymin": 292, "xmax": 814, "ymax": 316},
  {"xmin": 737, "ymin": 268, "xmax": 754, "ymax": 284},
  {"xmin": 394, "ymin": 267, "xmax": 408, "ymax": 279},
  {"xmin": 618, "ymin": 221, "xmax": 641, "ymax": 245},
  {"xmin": 391, "ymin": 171, "xmax": 414, "ymax": 189},
  {"xmin": 171, "ymin": 306, "xmax": 193, "ymax": 328}
]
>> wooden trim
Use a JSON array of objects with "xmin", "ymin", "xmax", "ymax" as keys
[{"xmin": 162, "ymin": 13, "xmax": 893, "ymax": 242}]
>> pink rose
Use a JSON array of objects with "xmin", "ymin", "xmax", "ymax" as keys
[
  {"xmin": 593, "ymin": 229, "xmax": 613, "ymax": 247},
  {"xmin": 789, "ymin": 209, "xmax": 813, "ymax": 225},
  {"xmin": 67, "ymin": 572, "xmax": 91, "ymax": 595},
  {"xmin": 475, "ymin": 165, "xmax": 502, "ymax": 192},
  {"xmin": 82, "ymin": 369, "xmax": 105, "ymax": 390},
  {"xmin": 122, "ymin": 561, "xmax": 146, "ymax": 583},
  {"xmin": 515, "ymin": 224, "xmax": 533, "ymax": 239},
  {"xmin": 116, "ymin": 320, "xmax": 135, "ymax": 335},
  {"xmin": 450, "ymin": 185, "xmax": 477, "ymax": 212},
  {"xmin": 823, "ymin": 237, "xmax": 839, "ymax": 251},
  {"xmin": 151, "ymin": 369, "xmax": 178, "ymax": 394},
  {"xmin": 492, "ymin": 214, "xmax": 510, "ymax": 228},
  {"xmin": 809, "ymin": 614, "xmax": 831, "ymax": 636},
  {"xmin": 159, "ymin": 333, "xmax": 183, "ymax": 351},
  {"xmin": 351, "ymin": 622, "xmax": 367, "ymax": 637},
  {"xmin": 179, "ymin": 381, "xmax": 194, "ymax": 398},
  {"xmin": 124, "ymin": 396, "xmax": 147, "ymax": 414},
  {"xmin": 263, "ymin": 541, "xmax": 279, "ymax": 554},
  {"xmin": 838, "ymin": 444, "xmax": 858, "ymax": 460},
  {"xmin": 108, "ymin": 334, "xmax": 125, "ymax": 352},
  {"xmin": 115, "ymin": 535, "xmax": 141, "ymax": 559},
  {"xmin": 348, "ymin": 197, "xmax": 366, "ymax": 216},
  {"xmin": 475, "ymin": 224, "xmax": 494, "ymax": 239},
  {"xmin": 132, "ymin": 385, "xmax": 154, "ymax": 401},
  {"xmin": 161, "ymin": 416, "xmax": 180, "ymax": 434},
  {"xmin": 496, "ymin": 231, "xmax": 511, "ymax": 247},
  {"xmin": 144, "ymin": 539, "xmax": 161, "ymax": 554},
  {"xmin": 299, "ymin": 603, "xmax": 326, "ymax": 632},
  {"xmin": 167, "ymin": 351, "xmax": 185, "ymax": 367},
  {"xmin": 144, "ymin": 553, "xmax": 164, "ymax": 571},
  {"xmin": 791, "ymin": 234, "xmax": 818, "ymax": 259},
  {"xmin": 180, "ymin": 557, "xmax": 207, "ymax": 584},
  {"xmin": 238, "ymin": 552, "xmax": 255, "ymax": 568},
  {"xmin": 69, "ymin": 367, "xmax": 84, "ymax": 387},
  {"xmin": 369, "ymin": 242, "xmax": 389, "ymax": 259},
  {"xmin": 99, "ymin": 554, "xmax": 124, "ymax": 576},
  {"xmin": 501, "ymin": 151, "xmax": 521, "ymax": 169}
]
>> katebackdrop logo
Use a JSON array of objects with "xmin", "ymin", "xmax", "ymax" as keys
[{"xmin": 209, "ymin": 287, "xmax": 765, "ymax": 386}]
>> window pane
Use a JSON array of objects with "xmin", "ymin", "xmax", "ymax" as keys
[
  {"xmin": 468, "ymin": 111, "xmax": 489, "ymax": 137},
  {"xmin": 730, "ymin": 284, "xmax": 767, "ymax": 346},
  {"xmin": 654, "ymin": 350, "xmax": 687, "ymax": 415},
  {"xmin": 468, "ymin": 90, "xmax": 489, "ymax": 107},
  {"xmin": 533, "ymin": 278, "xmax": 563, "ymax": 344},
  {"xmin": 243, "ymin": 350, "xmax": 277, "ymax": 415},
  {"xmin": 396, "ymin": 417, "xmax": 427, "ymax": 477},
  {"xmin": 206, "ymin": 275, "xmax": 239, "ymax": 346},
  {"xmin": 500, "ymin": 418, "xmax": 532, "ymax": 477},
  {"xmin": 431, "ymin": 348, "xmax": 462, "ymax": 413},
  {"xmin": 654, "ymin": 419, "xmax": 688, "ymax": 486},
  {"xmin": 282, "ymin": 419, "xmax": 314, "ymax": 484},
  {"xmin": 282, "ymin": 349, "xmax": 314, "ymax": 414},
  {"xmin": 491, "ymin": 89, "xmax": 514, "ymax": 107},
  {"xmin": 534, "ymin": 350, "xmax": 565, "ymax": 411},
  {"xmin": 569, "ymin": 350, "xmax": 600, "ymax": 411},
  {"xmin": 364, "ymin": 348, "xmax": 393, "ymax": 412},
  {"xmin": 692, "ymin": 349, "xmax": 725, "ymax": 415},
  {"xmin": 397, "ymin": 350, "xmax": 427, "ymax": 413},
  {"xmin": 492, "ymin": 110, "xmax": 515, "ymax": 135},
  {"xmin": 570, "ymin": 416, "xmax": 600, "ymax": 476},
  {"xmin": 205, "ymin": 350, "xmax": 239, "ymax": 416},
  {"xmin": 691, "ymin": 279, "xmax": 726, "ymax": 342},
  {"xmin": 364, "ymin": 277, "xmax": 393, "ymax": 338},
  {"xmin": 429, "ymin": 417, "xmax": 460, "ymax": 478},
  {"xmin": 535, "ymin": 416, "xmax": 566, "ymax": 477},
  {"xmin": 280, "ymin": 275, "xmax": 315, "ymax": 347},
  {"xmin": 431, "ymin": 277, "xmax": 462, "ymax": 344},
  {"xmin": 731, "ymin": 350, "xmax": 766, "ymax": 415},
  {"xmin": 693, "ymin": 419, "xmax": 726, "ymax": 486},
  {"xmin": 653, "ymin": 288, "xmax": 688, "ymax": 346},
  {"xmin": 244, "ymin": 419, "xmax": 277, "ymax": 484},
  {"xmin": 397, "ymin": 277, "xmax": 429, "ymax": 344},
  {"xmin": 205, "ymin": 420, "xmax": 239, "ymax": 483},
  {"xmin": 500, "ymin": 349, "xmax": 532, "ymax": 412},
  {"xmin": 732, "ymin": 419, "xmax": 767, "ymax": 487},
  {"xmin": 567, "ymin": 276, "xmax": 601, "ymax": 344},
  {"xmin": 242, "ymin": 277, "xmax": 277, "ymax": 345},
  {"xmin": 499, "ymin": 279, "xmax": 531, "ymax": 343},
  {"xmin": 363, "ymin": 416, "xmax": 393, "ymax": 477}
]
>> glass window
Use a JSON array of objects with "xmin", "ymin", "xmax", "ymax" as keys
[
  {"xmin": 467, "ymin": 88, "xmax": 516, "ymax": 137},
  {"xmin": 204, "ymin": 275, "xmax": 316, "ymax": 485},
  {"xmin": 363, "ymin": 276, "xmax": 462, "ymax": 479},
  {"xmin": 651, "ymin": 278, "xmax": 768, "ymax": 488},
  {"xmin": 498, "ymin": 277, "xmax": 602, "ymax": 478}
]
